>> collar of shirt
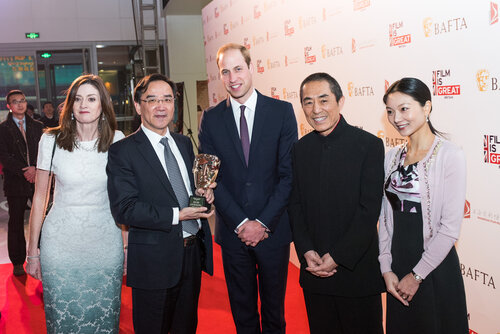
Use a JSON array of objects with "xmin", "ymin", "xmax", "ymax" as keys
[
  {"xmin": 140, "ymin": 124, "xmax": 193, "ymax": 196},
  {"xmin": 230, "ymin": 89, "xmax": 257, "ymax": 141},
  {"xmin": 140, "ymin": 124, "xmax": 200, "ymax": 235},
  {"xmin": 12, "ymin": 115, "xmax": 26, "ymax": 129}
]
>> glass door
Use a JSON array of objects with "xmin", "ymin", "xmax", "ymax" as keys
[{"xmin": 37, "ymin": 49, "xmax": 90, "ymax": 113}]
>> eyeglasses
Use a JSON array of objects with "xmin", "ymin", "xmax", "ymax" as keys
[
  {"xmin": 140, "ymin": 97, "xmax": 175, "ymax": 105},
  {"xmin": 10, "ymin": 99, "xmax": 27, "ymax": 105}
]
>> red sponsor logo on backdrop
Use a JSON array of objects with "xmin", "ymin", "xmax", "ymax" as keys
[
  {"xmin": 491, "ymin": 2, "xmax": 498, "ymax": 24},
  {"xmin": 464, "ymin": 200, "xmax": 471, "ymax": 218},
  {"xmin": 432, "ymin": 70, "xmax": 460, "ymax": 96},
  {"xmin": 256, "ymin": 60, "xmax": 265, "ymax": 74},
  {"xmin": 223, "ymin": 24, "xmax": 229, "ymax": 35},
  {"xmin": 254, "ymin": 5, "xmax": 261, "ymax": 19},
  {"xmin": 284, "ymin": 19, "xmax": 294, "ymax": 37},
  {"xmin": 271, "ymin": 87, "xmax": 280, "ymax": 99},
  {"xmin": 385, "ymin": 80, "xmax": 390, "ymax": 92},
  {"xmin": 212, "ymin": 93, "xmax": 217, "ymax": 104},
  {"xmin": 353, "ymin": 0, "xmax": 370, "ymax": 11},
  {"xmin": 304, "ymin": 47, "xmax": 317, "ymax": 64},
  {"xmin": 484, "ymin": 135, "xmax": 500, "ymax": 165},
  {"xmin": 214, "ymin": 7, "xmax": 219, "ymax": 18},
  {"xmin": 389, "ymin": 21, "xmax": 412, "ymax": 47},
  {"xmin": 469, "ymin": 330, "xmax": 478, "ymax": 334}
]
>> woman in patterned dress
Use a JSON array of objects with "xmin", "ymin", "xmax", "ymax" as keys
[
  {"xmin": 379, "ymin": 77, "xmax": 468, "ymax": 333},
  {"xmin": 26, "ymin": 74, "xmax": 124, "ymax": 333}
]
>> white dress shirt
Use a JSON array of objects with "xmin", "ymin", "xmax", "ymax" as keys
[
  {"xmin": 228, "ymin": 90, "xmax": 268, "ymax": 232},
  {"xmin": 141, "ymin": 124, "xmax": 200, "ymax": 236}
]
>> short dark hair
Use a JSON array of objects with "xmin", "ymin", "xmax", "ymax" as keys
[
  {"xmin": 26, "ymin": 104, "xmax": 35, "ymax": 111},
  {"xmin": 42, "ymin": 101, "xmax": 54, "ymax": 108},
  {"xmin": 6, "ymin": 90, "xmax": 25, "ymax": 105},
  {"xmin": 300, "ymin": 72, "xmax": 343, "ymax": 103},
  {"xmin": 383, "ymin": 77, "xmax": 443, "ymax": 137},
  {"xmin": 133, "ymin": 73, "xmax": 176, "ymax": 103}
]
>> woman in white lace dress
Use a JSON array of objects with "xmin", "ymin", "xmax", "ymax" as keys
[{"xmin": 26, "ymin": 74, "xmax": 124, "ymax": 333}]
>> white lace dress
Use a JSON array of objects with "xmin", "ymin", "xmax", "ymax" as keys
[{"xmin": 37, "ymin": 131, "xmax": 125, "ymax": 334}]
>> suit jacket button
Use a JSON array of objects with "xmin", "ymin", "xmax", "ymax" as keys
[
  {"xmin": 246, "ymin": 182, "xmax": 252, "ymax": 186},
  {"xmin": 179, "ymin": 232, "xmax": 182, "ymax": 238}
]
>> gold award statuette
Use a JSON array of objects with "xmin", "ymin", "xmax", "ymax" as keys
[{"xmin": 189, "ymin": 154, "xmax": 220, "ymax": 210}]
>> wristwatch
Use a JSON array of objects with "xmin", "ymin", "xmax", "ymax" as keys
[{"xmin": 411, "ymin": 271, "xmax": 423, "ymax": 283}]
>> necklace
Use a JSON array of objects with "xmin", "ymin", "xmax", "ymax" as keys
[{"xmin": 75, "ymin": 138, "xmax": 97, "ymax": 152}]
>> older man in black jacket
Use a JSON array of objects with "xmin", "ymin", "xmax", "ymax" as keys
[
  {"xmin": 0, "ymin": 90, "xmax": 43, "ymax": 276},
  {"xmin": 289, "ymin": 73, "xmax": 385, "ymax": 334}
]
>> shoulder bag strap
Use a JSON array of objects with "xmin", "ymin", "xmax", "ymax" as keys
[{"xmin": 41, "ymin": 134, "xmax": 58, "ymax": 222}]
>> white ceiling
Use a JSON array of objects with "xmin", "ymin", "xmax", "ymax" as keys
[{"xmin": 164, "ymin": 0, "xmax": 212, "ymax": 15}]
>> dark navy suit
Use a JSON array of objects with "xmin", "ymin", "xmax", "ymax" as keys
[
  {"xmin": 199, "ymin": 91, "xmax": 297, "ymax": 333},
  {"xmin": 107, "ymin": 128, "xmax": 213, "ymax": 333}
]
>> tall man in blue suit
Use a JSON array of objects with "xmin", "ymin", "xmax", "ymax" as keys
[
  {"xmin": 199, "ymin": 43, "xmax": 298, "ymax": 333},
  {"xmin": 107, "ymin": 74, "xmax": 214, "ymax": 334}
]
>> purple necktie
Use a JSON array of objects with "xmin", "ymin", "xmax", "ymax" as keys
[{"xmin": 239, "ymin": 105, "xmax": 250, "ymax": 166}]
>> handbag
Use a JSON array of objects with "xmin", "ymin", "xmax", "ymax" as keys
[{"xmin": 42, "ymin": 134, "xmax": 57, "ymax": 219}]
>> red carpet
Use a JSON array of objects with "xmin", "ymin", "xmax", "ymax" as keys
[{"xmin": 0, "ymin": 241, "xmax": 309, "ymax": 333}]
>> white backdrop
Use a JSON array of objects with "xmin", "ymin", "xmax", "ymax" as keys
[{"xmin": 202, "ymin": 0, "xmax": 500, "ymax": 332}]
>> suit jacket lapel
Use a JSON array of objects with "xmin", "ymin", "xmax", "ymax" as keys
[
  {"xmin": 171, "ymin": 133, "xmax": 195, "ymax": 192},
  {"xmin": 223, "ymin": 98, "xmax": 247, "ymax": 167},
  {"xmin": 133, "ymin": 129, "xmax": 178, "ymax": 201},
  {"xmin": 249, "ymin": 91, "xmax": 267, "ymax": 163},
  {"xmin": 7, "ymin": 116, "xmax": 28, "ymax": 165}
]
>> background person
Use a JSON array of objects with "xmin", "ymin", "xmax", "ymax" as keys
[
  {"xmin": 40, "ymin": 101, "xmax": 59, "ymax": 128},
  {"xmin": 0, "ymin": 90, "xmax": 43, "ymax": 276},
  {"xmin": 199, "ymin": 43, "xmax": 297, "ymax": 333},
  {"xmin": 288, "ymin": 72, "xmax": 385, "ymax": 333},
  {"xmin": 379, "ymin": 77, "xmax": 468, "ymax": 333},
  {"xmin": 26, "ymin": 74, "xmax": 125, "ymax": 333}
]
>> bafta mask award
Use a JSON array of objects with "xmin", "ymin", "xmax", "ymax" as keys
[{"xmin": 189, "ymin": 154, "xmax": 220, "ymax": 210}]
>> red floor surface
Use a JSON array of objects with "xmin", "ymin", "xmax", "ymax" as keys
[{"xmin": 0, "ymin": 241, "xmax": 309, "ymax": 334}]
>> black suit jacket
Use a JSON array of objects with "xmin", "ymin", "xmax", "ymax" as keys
[
  {"xmin": 198, "ymin": 91, "xmax": 298, "ymax": 250},
  {"xmin": 289, "ymin": 116, "xmax": 385, "ymax": 297},
  {"xmin": 0, "ymin": 113, "xmax": 43, "ymax": 197},
  {"xmin": 106, "ymin": 128, "xmax": 213, "ymax": 290}
]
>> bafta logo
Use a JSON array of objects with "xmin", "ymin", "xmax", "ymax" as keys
[
  {"xmin": 423, "ymin": 17, "xmax": 433, "ymax": 37},
  {"xmin": 476, "ymin": 69, "xmax": 490, "ymax": 92},
  {"xmin": 189, "ymin": 154, "xmax": 221, "ymax": 210},
  {"xmin": 347, "ymin": 82, "xmax": 354, "ymax": 97}
]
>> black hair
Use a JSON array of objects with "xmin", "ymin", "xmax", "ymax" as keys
[
  {"xmin": 300, "ymin": 72, "xmax": 343, "ymax": 103},
  {"xmin": 383, "ymin": 77, "xmax": 444, "ymax": 137},
  {"xmin": 133, "ymin": 73, "xmax": 176, "ymax": 103}
]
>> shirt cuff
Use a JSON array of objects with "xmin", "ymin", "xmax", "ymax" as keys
[
  {"xmin": 234, "ymin": 218, "xmax": 269, "ymax": 233},
  {"xmin": 234, "ymin": 218, "xmax": 249, "ymax": 233},
  {"xmin": 173, "ymin": 207, "xmax": 179, "ymax": 225}
]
